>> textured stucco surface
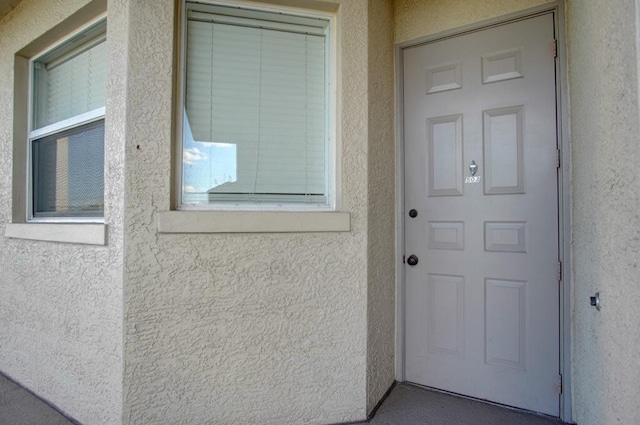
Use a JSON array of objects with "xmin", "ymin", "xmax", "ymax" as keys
[
  {"xmin": 0, "ymin": 0, "xmax": 20, "ymax": 20},
  {"xmin": 0, "ymin": 1, "xmax": 124, "ymax": 424},
  {"xmin": 8, "ymin": 0, "xmax": 628, "ymax": 424},
  {"xmin": 366, "ymin": 0, "xmax": 396, "ymax": 414},
  {"xmin": 120, "ymin": 0, "xmax": 396, "ymax": 424},
  {"xmin": 566, "ymin": 1, "xmax": 640, "ymax": 424},
  {"xmin": 393, "ymin": 0, "xmax": 554, "ymax": 44}
]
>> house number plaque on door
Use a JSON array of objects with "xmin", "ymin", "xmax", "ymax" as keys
[{"xmin": 465, "ymin": 176, "xmax": 481, "ymax": 183}]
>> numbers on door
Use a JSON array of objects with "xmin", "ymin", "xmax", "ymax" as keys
[{"xmin": 465, "ymin": 176, "xmax": 481, "ymax": 184}]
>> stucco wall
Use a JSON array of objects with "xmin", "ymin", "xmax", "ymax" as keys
[
  {"xmin": 121, "ymin": 0, "xmax": 395, "ymax": 424},
  {"xmin": 394, "ymin": 0, "xmax": 553, "ymax": 44},
  {"xmin": 366, "ymin": 0, "xmax": 396, "ymax": 414},
  {"xmin": 566, "ymin": 1, "xmax": 640, "ymax": 424},
  {"xmin": 0, "ymin": 0, "xmax": 124, "ymax": 424}
]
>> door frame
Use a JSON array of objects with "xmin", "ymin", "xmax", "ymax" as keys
[{"xmin": 394, "ymin": 2, "xmax": 572, "ymax": 421}]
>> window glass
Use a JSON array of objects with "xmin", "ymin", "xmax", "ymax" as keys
[
  {"xmin": 182, "ymin": 3, "xmax": 330, "ymax": 206},
  {"xmin": 32, "ymin": 121, "xmax": 104, "ymax": 217},
  {"xmin": 33, "ymin": 40, "xmax": 106, "ymax": 129},
  {"xmin": 30, "ymin": 20, "xmax": 106, "ymax": 219}
]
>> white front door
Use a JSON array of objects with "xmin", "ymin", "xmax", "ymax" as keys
[{"xmin": 403, "ymin": 13, "xmax": 560, "ymax": 416}]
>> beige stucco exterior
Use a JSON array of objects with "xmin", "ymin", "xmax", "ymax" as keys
[
  {"xmin": 566, "ymin": 2, "xmax": 640, "ymax": 424},
  {"xmin": 0, "ymin": 0, "xmax": 639, "ymax": 424},
  {"xmin": 121, "ymin": 0, "xmax": 394, "ymax": 423},
  {"xmin": 1, "ymin": 0, "xmax": 397, "ymax": 423},
  {"xmin": 393, "ymin": 0, "xmax": 554, "ymax": 43},
  {"xmin": 366, "ymin": 0, "xmax": 396, "ymax": 413},
  {"xmin": 0, "ymin": 1, "xmax": 123, "ymax": 424}
]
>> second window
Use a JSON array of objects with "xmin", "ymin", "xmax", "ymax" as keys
[{"xmin": 181, "ymin": 2, "xmax": 333, "ymax": 208}]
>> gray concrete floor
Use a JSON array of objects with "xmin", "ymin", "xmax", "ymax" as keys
[
  {"xmin": 1, "ymin": 373, "xmax": 566, "ymax": 425},
  {"xmin": 366, "ymin": 383, "xmax": 567, "ymax": 425},
  {"xmin": 0, "ymin": 373, "xmax": 77, "ymax": 425}
]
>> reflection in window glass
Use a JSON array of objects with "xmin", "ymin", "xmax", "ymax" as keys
[
  {"xmin": 182, "ymin": 113, "xmax": 237, "ymax": 204},
  {"xmin": 181, "ymin": 3, "xmax": 330, "ymax": 206}
]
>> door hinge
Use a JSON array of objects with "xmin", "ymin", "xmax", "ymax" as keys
[
  {"xmin": 557, "ymin": 261, "xmax": 562, "ymax": 281},
  {"xmin": 556, "ymin": 149, "xmax": 561, "ymax": 168},
  {"xmin": 557, "ymin": 373, "xmax": 563, "ymax": 394},
  {"xmin": 553, "ymin": 39, "xmax": 558, "ymax": 58}
]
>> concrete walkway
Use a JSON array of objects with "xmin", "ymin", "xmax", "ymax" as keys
[
  {"xmin": 0, "ymin": 373, "xmax": 77, "ymax": 425},
  {"xmin": 1, "ymin": 373, "xmax": 567, "ymax": 425},
  {"xmin": 366, "ymin": 383, "xmax": 567, "ymax": 425}
]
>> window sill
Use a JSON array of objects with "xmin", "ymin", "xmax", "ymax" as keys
[
  {"xmin": 5, "ymin": 223, "xmax": 107, "ymax": 245},
  {"xmin": 157, "ymin": 211, "xmax": 351, "ymax": 233}
]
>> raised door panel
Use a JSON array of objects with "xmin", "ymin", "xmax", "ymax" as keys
[{"xmin": 428, "ymin": 114, "xmax": 463, "ymax": 196}]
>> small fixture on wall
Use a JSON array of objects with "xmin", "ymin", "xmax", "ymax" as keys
[{"xmin": 590, "ymin": 292, "xmax": 601, "ymax": 311}]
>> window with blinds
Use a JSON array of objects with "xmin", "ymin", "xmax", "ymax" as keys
[
  {"xmin": 29, "ymin": 20, "xmax": 106, "ymax": 218},
  {"xmin": 181, "ymin": 3, "xmax": 332, "ymax": 207}
]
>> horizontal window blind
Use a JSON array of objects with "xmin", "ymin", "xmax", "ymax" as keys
[
  {"xmin": 29, "ymin": 20, "xmax": 106, "ymax": 219},
  {"xmin": 183, "ymin": 5, "xmax": 329, "ymax": 205},
  {"xmin": 33, "ymin": 38, "xmax": 106, "ymax": 130},
  {"xmin": 32, "ymin": 120, "xmax": 105, "ymax": 216}
]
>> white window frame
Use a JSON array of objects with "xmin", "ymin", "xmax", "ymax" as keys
[
  {"xmin": 27, "ymin": 16, "xmax": 107, "ymax": 223},
  {"xmin": 176, "ymin": 0, "xmax": 338, "ymax": 212}
]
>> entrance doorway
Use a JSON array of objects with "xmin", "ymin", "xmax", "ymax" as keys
[{"xmin": 402, "ymin": 13, "xmax": 560, "ymax": 416}]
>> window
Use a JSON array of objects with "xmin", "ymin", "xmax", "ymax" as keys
[
  {"xmin": 180, "ymin": 2, "xmax": 334, "ymax": 208},
  {"xmin": 29, "ymin": 20, "xmax": 106, "ymax": 219}
]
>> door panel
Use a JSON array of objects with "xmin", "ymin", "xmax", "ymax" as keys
[
  {"xmin": 428, "ymin": 114, "xmax": 463, "ymax": 196},
  {"xmin": 483, "ymin": 106, "xmax": 524, "ymax": 194},
  {"xmin": 403, "ymin": 13, "xmax": 559, "ymax": 416}
]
